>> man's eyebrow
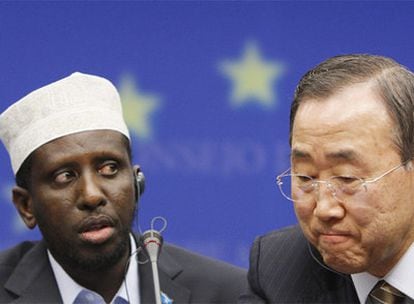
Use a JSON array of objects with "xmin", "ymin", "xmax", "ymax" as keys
[
  {"xmin": 291, "ymin": 148, "xmax": 361, "ymax": 163},
  {"xmin": 325, "ymin": 150, "xmax": 360, "ymax": 162},
  {"xmin": 291, "ymin": 148, "xmax": 311, "ymax": 160},
  {"xmin": 94, "ymin": 151, "xmax": 126, "ymax": 162}
]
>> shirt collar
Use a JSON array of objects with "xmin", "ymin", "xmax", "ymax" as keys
[
  {"xmin": 351, "ymin": 272, "xmax": 378, "ymax": 304},
  {"xmin": 48, "ymin": 233, "xmax": 140, "ymax": 304},
  {"xmin": 351, "ymin": 242, "xmax": 414, "ymax": 303},
  {"xmin": 384, "ymin": 242, "xmax": 414, "ymax": 300}
]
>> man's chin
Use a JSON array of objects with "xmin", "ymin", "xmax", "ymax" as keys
[
  {"xmin": 50, "ymin": 232, "xmax": 130, "ymax": 272},
  {"xmin": 321, "ymin": 253, "xmax": 365, "ymax": 274},
  {"xmin": 71, "ymin": 248, "xmax": 127, "ymax": 272}
]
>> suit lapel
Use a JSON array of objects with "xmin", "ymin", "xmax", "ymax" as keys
[
  {"xmin": 136, "ymin": 235, "xmax": 191, "ymax": 303},
  {"xmin": 4, "ymin": 241, "xmax": 62, "ymax": 303}
]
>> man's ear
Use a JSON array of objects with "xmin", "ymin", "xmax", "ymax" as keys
[{"xmin": 12, "ymin": 186, "xmax": 37, "ymax": 229}]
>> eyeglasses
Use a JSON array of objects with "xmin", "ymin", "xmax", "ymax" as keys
[{"xmin": 276, "ymin": 162, "xmax": 407, "ymax": 203}]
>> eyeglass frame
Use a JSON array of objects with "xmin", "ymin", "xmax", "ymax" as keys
[{"xmin": 276, "ymin": 161, "xmax": 409, "ymax": 203}]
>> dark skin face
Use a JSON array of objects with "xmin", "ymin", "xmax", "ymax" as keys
[{"xmin": 12, "ymin": 130, "xmax": 137, "ymax": 302}]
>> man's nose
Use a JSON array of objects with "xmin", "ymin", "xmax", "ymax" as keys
[
  {"xmin": 77, "ymin": 173, "xmax": 106, "ymax": 210},
  {"xmin": 313, "ymin": 182, "xmax": 345, "ymax": 221}
]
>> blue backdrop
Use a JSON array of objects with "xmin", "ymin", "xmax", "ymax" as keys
[{"xmin": 1, "ymin": 2, "xmax": 413, "ymax": 268}]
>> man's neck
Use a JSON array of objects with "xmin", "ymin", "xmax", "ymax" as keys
[
  {"xmin": 67, "ymin": 253, "xmax": 129, "ymax": 302},
  {"xmin": 50, "ymin": 244, "xmax": 131, "ymax": 303}
]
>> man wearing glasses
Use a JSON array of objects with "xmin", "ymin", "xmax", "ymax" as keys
[{"xmin": 240, "ymin": 54, "xmax": 414, "ymax": 303}]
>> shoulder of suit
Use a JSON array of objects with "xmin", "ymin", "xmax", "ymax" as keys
[
  {"xmin": 132, "ymin": 231, "xmax": 246, "ymax": 271},
  {"xmin": 247, "ymin": 228, "xmax": 354, "ymax": 303},
  {"xmin": 160, "ymin": 242, "xmax": 248, "ymax": 297},
  {"xmin": 163, "ymin": 242, "xmax": 246, "ymax": 274},
  {"xmin": 0, "ymin": 241, "xmax": 40, "ymax": 266},
  {"xmin": 251, "ymin": 225, "xmax": 309, "ymax": 262},
  {"xmin": 256, "ymin": 225, "xmax": 306, "ymax": 244},
  {"xmin": 0, "ymin": 241, "xmax": 39, "ymax": 264}
]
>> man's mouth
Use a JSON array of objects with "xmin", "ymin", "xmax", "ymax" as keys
[
  {"xmin": 78, "ymin": 216, "xmax": 115, "ymax": 244},
  {"xmin": 317, "ymin": 229, "xmax": 352, "ymax": 246},
  {"xmin": 320, "ymin": 233, "xmax": 350, "ymax": 244}
]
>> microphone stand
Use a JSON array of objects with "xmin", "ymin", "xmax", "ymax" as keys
[{"xmin": 142, "ymin": 230, "xmax": 163, "ymax": 304}]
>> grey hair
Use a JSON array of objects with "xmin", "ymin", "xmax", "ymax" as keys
[{"xmin": 290, "ymin": 54, "xmax": 414, "ymax": 162}]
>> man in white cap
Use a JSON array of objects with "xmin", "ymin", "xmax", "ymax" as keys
[{"xmin": 0, "ymin": 72, "xmax": 246, "ymax": 303}]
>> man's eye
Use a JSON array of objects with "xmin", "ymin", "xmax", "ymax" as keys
[
  {"xmin": 334, "ymin": 176, "xmax": 359, "ymax": 184},
  {"xmin": 54, "ymin": 171, "xmax": 76, "ymax": 184},
  {"xmin": 295, "ymin": 175, "xmax": 313, "ymax": 184},
  {"xmin": 99, "ymin": 162, "xmax": 119, "ymax": 176}
]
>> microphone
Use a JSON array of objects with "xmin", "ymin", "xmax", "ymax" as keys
[{"xmin": 141, "ymin": 217, "xmax": 167, "ymax": 304}]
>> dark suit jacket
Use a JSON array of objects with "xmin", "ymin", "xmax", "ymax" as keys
[
  {"xmin": 239, "ymin": 226, "xmax": 359, "ymax": 304},
  {"xmin": 0, "ymin": 235, "xmax": 247, "ymax": 303}
]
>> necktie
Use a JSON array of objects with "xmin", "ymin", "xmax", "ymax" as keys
[
  {"xmin": 73, "ymin": 290, "xmax": 105, "ymax": 304},
  {"xmin": 113, "ymin": 296, "xmax": 129, "ymax": 304},
  {"xmin": 73, "ymin": 289, "xmax": 129, "ymax": 304},
  {"xmin": 366, "ymin": 280, "xmax": 413, "ymax": 304}
]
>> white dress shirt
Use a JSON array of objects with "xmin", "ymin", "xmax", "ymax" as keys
[
  {"xmin": 48, "ymin": 234, "xmax": 140, "ymax": 304},
  {"xmin": 351, "ymin": 242, "xmax": 414, "ymax": 303}
]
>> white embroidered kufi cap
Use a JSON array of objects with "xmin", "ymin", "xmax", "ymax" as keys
[{"xmin": 0, "ymin": 72, "xmax": 130, "ymax": 174}]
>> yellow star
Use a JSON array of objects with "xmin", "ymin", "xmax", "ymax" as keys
[
  {"xmin": 118, "ymin": 75, "xmax": 160, "ymax": 140},
  {"xmin": 220, "ymin": 42, "xmax": 283, "ymax": 108}
]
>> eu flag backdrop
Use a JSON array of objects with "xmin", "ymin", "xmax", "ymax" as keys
[{"xmin": 1, "ymin": 2, "xmax": 414, "ymax": 268}]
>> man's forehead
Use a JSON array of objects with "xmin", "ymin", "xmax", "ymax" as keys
[
  {"xmin": 291, "ymin": 84, "xmax": 395, "ymax": 167},
  {"xmin": 291, "ymin": 147, "xmax": 362, "ymax": 163},
  {"xmin": 298, "ymin": 84, "xmax": 383, "ymax": 118}
]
